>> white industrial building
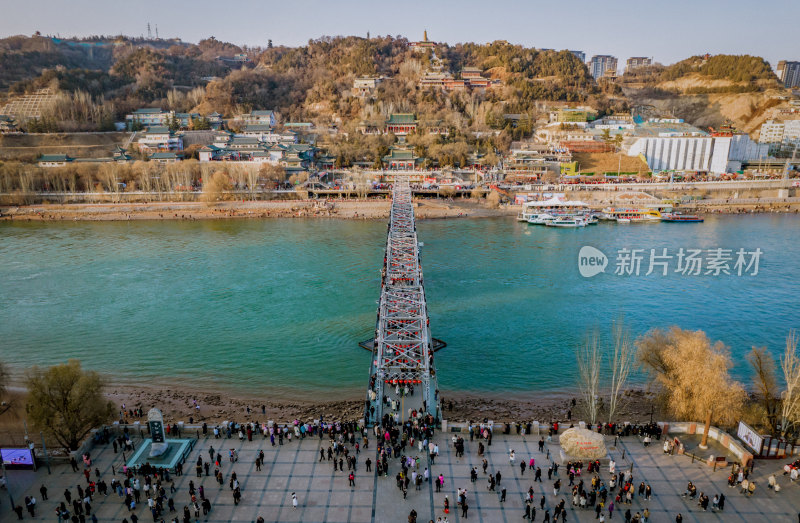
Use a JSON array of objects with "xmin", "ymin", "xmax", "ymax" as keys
[
  {"xmin": 628, "ymin": 136, "xmax": 714, "ymax": 171},
  {"xmin": 625, "ymin": 120, "xmax": 768, "ymax": 174}
]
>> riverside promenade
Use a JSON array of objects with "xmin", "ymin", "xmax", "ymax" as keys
[{"xmin": 2, "ymin": 425, "xmax": 799, "ymax": 523}]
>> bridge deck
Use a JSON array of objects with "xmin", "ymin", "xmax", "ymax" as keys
[{"xmin": 365, "ymin": 179, "xmax": 440, "ymax": 427}]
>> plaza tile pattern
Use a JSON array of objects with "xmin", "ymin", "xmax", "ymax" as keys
[{"xmin": 2, "ymin": 427, "xmax": 798, "ymax": 522}]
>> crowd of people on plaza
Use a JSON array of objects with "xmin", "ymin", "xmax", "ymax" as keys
[
  {"xmin": 8, "ymin": 400, "xmax": 800, "ymax": 523},
  {"xmin": 8, "ymin": 407, "xmax": 379, "ymax": 523}
]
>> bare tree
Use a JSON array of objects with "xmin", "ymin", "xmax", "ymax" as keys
[
  {"xmin": 26, "ymin": 360, "xmax": 115, "ymax": 450},
  {"xmin": 780, "ymin": 330, "xmax": 800, "ymax": 437},
  {"xmin": 245, "ymin": 167, "xmax": 260, "ymax": 200},
  {"xmin": 348, "ymin": 170, "xmax": 369, "ymax": 199},
  {"xmin": 259, "ymin": 163, "xmax": 286, "ymax": 186},
  {"xmin": 576, "ymin": 331, "xmax": 602, "ymax": 425},
  {"xmin": 607, "ymin": 320, "xmax": 636, "ymax": 425},
  {"xmin": 637, "ymin": 327, "xmax": 745, "ymax": 448},
  {"xmin": 229, "ymin": 166, "xmax": 248, "ymax": 192},
  {"xmin": 747, "ymin": 346, "xmax": 779, "ymax": 433},
  {"xmin": 98, "ymin": 165, "xmax": 121, "ymax": 202},
  {"xmin": 439, "ymin": 185, "xmax": 456, "ymax": 198},
  {"xmin": 202, "ymin": 171, "xmax": 232, "ymax": 203}
]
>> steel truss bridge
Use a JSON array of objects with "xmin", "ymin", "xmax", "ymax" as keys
[{"xmin": 365, "ymin": 178, "xmax": 440, "ymax": 426}]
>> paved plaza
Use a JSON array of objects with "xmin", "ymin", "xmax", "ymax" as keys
[{"xmin": 2, "ymin": 426, "xmax": 799, "ymax": 522}]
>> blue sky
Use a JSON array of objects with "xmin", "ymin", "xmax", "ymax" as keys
[{"xmin": 1, "ymin": 0, "xmax": 798, "ymax": 67}]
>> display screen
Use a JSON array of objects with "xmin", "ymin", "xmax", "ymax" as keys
[{"xmin": 1, "ymin": 448, "xmax": 34, "ymax": 466}]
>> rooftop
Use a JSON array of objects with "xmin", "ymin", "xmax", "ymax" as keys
[
  {"xmin": 387, "ymin": 113, "xmax": 417, "ymax": 125},
  {"xmin": 144, "ymin": 126, "xmax": 171, "ymax": 134},
  {"xmin": 230, "ymin": 137, "xmax": 261, "ymax": 145},
  {"xmin": 243, "ymin": 124, "xmax": 274, "ymax": 132},
  {"xmin": 631, "ymin": 120, "xmax": 708, "ymax": 138},
  {"xmin": 38, "ymin": 154, "xmax": 72, "ymax": 162},
  {"xmin": 149, "ymin": 152, "xmax": 180, "ymax": 159}
]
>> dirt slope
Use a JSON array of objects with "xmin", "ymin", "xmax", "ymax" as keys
[{"xmin": 623, "ymin": 74, "xmax": 792, "ymax": 136}]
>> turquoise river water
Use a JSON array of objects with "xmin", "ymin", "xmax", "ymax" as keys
[{"xmin": 1, "ymin": 215, "xmax": 798, "ymax": 400}]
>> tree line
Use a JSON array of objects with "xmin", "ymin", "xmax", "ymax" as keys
[
  {"xmin": 0, "ymin": 159, "xmax": 286, "ymax": 205},
  {"xmin": 576, "ymin": 323, "xmax": 800, "ymax": 447}
]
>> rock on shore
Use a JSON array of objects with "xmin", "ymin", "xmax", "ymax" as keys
[{"xmin": 560, "ymin": 427, "xmax": 607, "ymax": 459}]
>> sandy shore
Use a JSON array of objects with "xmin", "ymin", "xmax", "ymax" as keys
[{"xmin": 0, "ymin": 199, "xmax": 517, "ymax": 221}]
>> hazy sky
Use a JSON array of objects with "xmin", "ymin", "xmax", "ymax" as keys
[{"xmin": 1, "ymin": 0, "xmax": 798, "ymax": 67}]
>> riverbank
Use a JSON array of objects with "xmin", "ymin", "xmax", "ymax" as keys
[
  {"xmin": 3, "ymin": 196, "xmax": 799, "ymax": 222},
  {"xmin": 0, "ymin": 199, "xmax": 517, "ymax": 221},
  {"xmin": 102, "ymin": 386, "xmax": 661, "ymax": 425},
  {"xmin": 0, "ymin": 384, "xmax": 662, "ymax": 443}
]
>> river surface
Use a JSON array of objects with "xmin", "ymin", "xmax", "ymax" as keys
[{"xmin": 1, "ymin": 215, "xmax": 798, "ymax": 400}]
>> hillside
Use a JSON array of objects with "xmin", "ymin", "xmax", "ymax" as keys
[
  {"xmin": 0, "ymin": 34, "xmax": 630, "ymax": 166},
  {"xmin": 623, "ymin": 85, "xmax": 790, "ymax": 133},
  {"xmin": 620, "ymin": 55, "xmax": 790, "ymax": 134},
  {"xmin": 1, "ymin": 37, "xmax": 793, "ymax": 160},
  {"xmin": 0, "ymin": 35, "xmax": 119, "ymax": 89}
]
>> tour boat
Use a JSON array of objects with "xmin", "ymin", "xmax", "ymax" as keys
[
  {"xmin": 546, "ymin": 215, "xmax": 587, "ymax": 228},
  {"xmin": 517, "ymin": 209, "xmax": 535, "ymax": 222},
  {"xmin": 661, "ymin": 212, "xmax": 704, "ymax": 223},
  {"xmin": 521, "ymin": 197, "xmax": 591, "ymax": 225},
  {"xmin": 583, "ymin": 212, "xmax": 600, "ymax": 225},
  {"xmin": 601, "ymin": 207, "xmax": 662, "ymax": 223},
  {"xmin": 526, "ymin": 212, "xmax": 556, "ymax": 225}
]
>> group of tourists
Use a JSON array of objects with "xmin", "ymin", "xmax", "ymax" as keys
[
  {"xmin": 783, "ymin": 458, "xmax": 800, "ymax": 482},
  {"xmin": 317, "ymin": 421, "xmax": 366, "ymax": 488},
  {"xmin": 374, "ymin": 407, "xmax": 439, "ymax": 501},
  {"xmin": 683, "ymin": 481, "xmax": 727, "ymax": 511},
  {"xmin": 27, "ymin": 446, "xmax": 220, "ymax": 523}
]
